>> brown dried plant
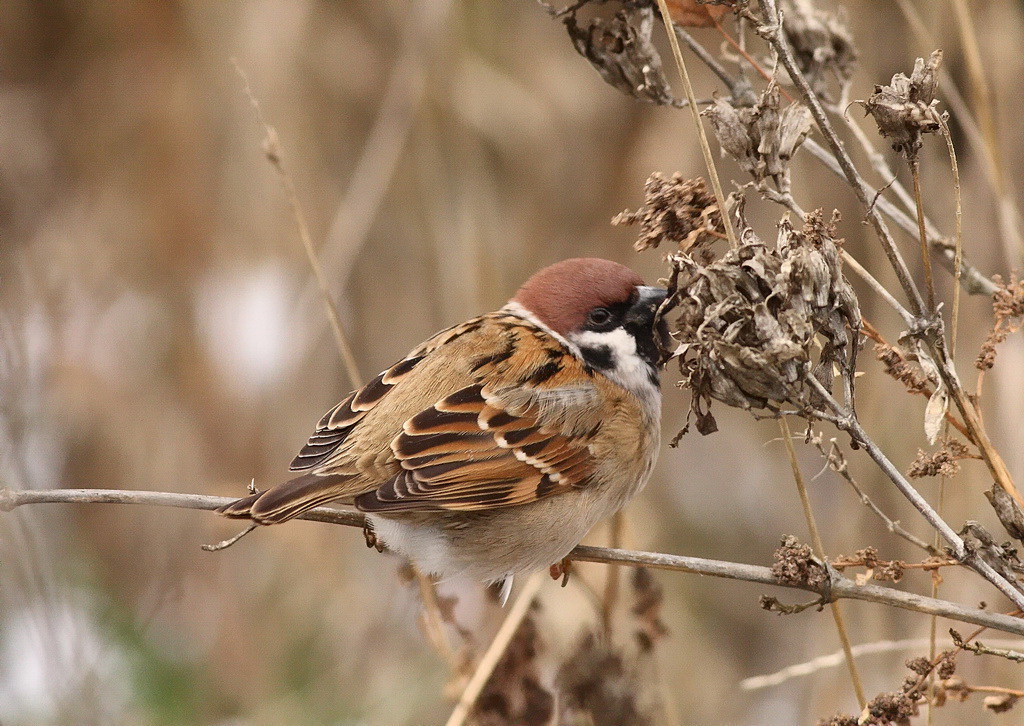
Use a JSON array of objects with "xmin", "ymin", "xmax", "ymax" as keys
[{"xmin": 976, "ymin": 273, "xmax": 1024, "ymax": 371}]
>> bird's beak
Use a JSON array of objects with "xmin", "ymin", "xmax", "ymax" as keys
[
  {"xmin": 628, "ymin": 286, "xmax": 668, "ymax": 325},
  {"xmin": 628, "ymin": 286, "xmax": 671, "ymax": 364},
  {"xmin": 634, "ymin": 285, "xmax": 668, "ymax": 309}
]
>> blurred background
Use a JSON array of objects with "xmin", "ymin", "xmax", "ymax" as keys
[{"xmin": 2, "ymin": 1, "xmax": 1024, "ymax": 723}]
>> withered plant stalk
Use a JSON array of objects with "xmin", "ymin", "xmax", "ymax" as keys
[{"xmin": 780, "ymin": 417, "xmax": 866, "ymax": 708}]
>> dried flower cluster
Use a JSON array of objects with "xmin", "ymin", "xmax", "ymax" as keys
[
  {"xmin": 976, "ymin": 272, "xmax": 1024, "ymax": 370},
  {"xmin": 861, "ymin": 50, "xmax": 943, "ymax": 159},
  {"xmin": 831, "ymin": 547, "xmax": 905, "ymax": 584},
  {"xmin": 561, "ymin": 5, "xmax": 684, "ymax": 108},
  {"xmin": 703, "ymin": 84, "xmax": 813, "ymax": 191},
  {"xmin": 612, "ymin": 173, "xmax": 722, "ymax": 257},
  {"xmin": 874, "ymin": 341, "xmax": 932, "ymax": 394},
  {"xmin": 822, "ymin": 651, "xmax": 956, "ymax": 726},
  {"xmin": 906, "ymin": 438, "xmax": 972, "ymax": 479},
  {"xmin": 665, "ymin": 203, "xmax": 860, "ymax": 434},
  {"xmin": 770, "ymin": 534, "xmax": 828, "ymax": 589},
  {"xmin": 779, "ymin": 0, "xmax": 857, "ymax": 102}
]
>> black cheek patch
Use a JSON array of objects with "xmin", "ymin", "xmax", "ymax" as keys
[{"xmin": 579, "ymin": 344, "xmax": 614, "ymax": 370}]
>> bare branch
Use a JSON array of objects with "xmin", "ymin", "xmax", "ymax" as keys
[
  {"xmin": 742, "ymin": 637, "xmax": 1024, "ymax": 690},
  {"xmin": 4, "ymin": 486, "xmax": 1024, "ymax": 636}
]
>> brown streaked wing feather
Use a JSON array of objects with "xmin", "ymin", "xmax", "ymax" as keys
[
  {"xmin": 288, "ymin": 356, "xmax": 434, "ymax": 472},
  {"xmin": 356, "ymin": 340, "xmax": 605, "ymax": 513}
]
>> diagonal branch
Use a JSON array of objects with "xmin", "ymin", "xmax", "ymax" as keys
[
  {"xmin": 802, "ymin": 376, "xmax": 1024, "ymax": 612},
  {"xmin": 754, "ymin": 0, "xmax": 928, "ymax": 318}
]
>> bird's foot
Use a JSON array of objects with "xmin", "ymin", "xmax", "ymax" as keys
[
  {"xmin": 549, "ymin": 557, "xmax": 572, "ymax": 587},
  {"xmin": 363, "ymin": 520, "xmax": 385, "ymax": 552}
]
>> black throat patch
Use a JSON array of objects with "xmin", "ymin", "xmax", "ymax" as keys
[{"xmin": 579, "ymin": 343, "xmax": 614, "ymax": 370}]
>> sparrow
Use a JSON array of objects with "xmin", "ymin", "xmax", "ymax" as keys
[{"xmin": 218, "ymin": 257, "xmax": 666, "ymax": 600}]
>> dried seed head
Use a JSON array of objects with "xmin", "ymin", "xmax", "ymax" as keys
[
  {"xmin": 983, "ymin": 693, "xmax": 1019, "ymax": 714},
  {"xmin": 863, "ymin": 690, "xmax": 920, "ymax": 724},
  {"xmin": 563, "ymin": 6, "xmax": 683, "ymax": 108},
  {"xmin": 612, "ymin": 173, "xmax": 722, "ymax": 258},
  {"xmin": 815, "ymin": 716, "xmax": 858, "ymax": 726},
  {"xmin": 703, "ymin": 84, "xmax": 812, "ymax": 189},
  {"xmin": 874, "ymin": 341, "xmax": 933, "ymax": 393},
  {"xmin": 976, "ymin": 272, "xmax": 1024, "ymax": 370},
  {"xmin": 780, "ymin": 0, "xmax": 857, "ymax": 102},
  {"xmin": 665, "ymin": 204, "xmax": 860, "ymax": 431},
  {"xmin": 906, "ymin": 439, "xmax": 972, "ymax": 480},
  {"xmin": 984, "ymin": 483, "xmax": 1024, "ymax": 543},
  {"xmin": 771, "ymin": 535, "xmax": 828, "ymax": 588},
  {"xmin": 936, "ymin": 651, "xmax": 957, "ymax": 680},
  {"xmin": 861, "ymin": 50, "xmax": 944, "ymax": 159}
]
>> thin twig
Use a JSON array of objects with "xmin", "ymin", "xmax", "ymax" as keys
[
  {"xmin": 656, "ymin": 0, "xmax": 739, "ymax": 248},
  {"xmin": 741, "ymin": 637, "xmax": 1024, "ymax": 690},
  {"xmin": 671, "ymin": 24, "xmax": 741, "ymax": 97},
  {"xmin": 802, "ymin": 138, "xmax": 996, "ymax": 297},
  {"xmin": 319, "ymin": 0, "xmax": 454, "ymax": 289},
  {"xmin": 936, "ymin": 113, "xmax": 963, "ymax": 353},
  {"xmin": 930, "ymin": 106, "xmax": 965, "ymax": 726},
  {"xmin": 859, "ymin": 321, "xmax": 971, "ymax": 439},
  {"xmin": 948, "ymin": 0, "xmax": 1023, "ymax": 266},
  {"xmin": 930, "ymin": 337, "xmax": 1023, "ymax": 508},
  {"xmin": 756, "ymin": 0, "xmax": 1023, "ymax": 516},
  {"xmin": 418, "ymin": 571, "xmax": 458, "ymax": 668},
  {"xmin": 956, "ymin": 639, "xmax": 1024, "ymax": 664},
  {"xmin": 601, "ymin": 510, "xmax": 624, "ymax": 636},
  {"xmin": 233, "ymin": 60, "xmax": 363, "ymax": 391},
  {"xmin": 201, "ymin": 523, "xmax": 257, "ymax": 552},
  {"xmin": 670, "ymin": 8, "xmax": 996, "ymax": 298},
  {"xmin": 5, "ymin": 487, "xmax": 1024, "ymax": 635},
  {"xmin": 895, "ymin": 0, "xmax": 1022, "ymax": 266},
  {"xmin": 910, "ymin": 159, "xmax": 937, "ymax": 313},
  {"xmin": 779, "ymin": 418, "xmax": 866, "ymax": 708},
  {"xmin": 839, "ymin": 250, "xmax": 916, "ymax": 328},
  {"xmin": 891, "ymin": 1, "xmax": 992, "ymax": 195},
  {"xmin": 808, "ymin": 431, "xmax": 937, "ymax": 554},
  {"xmin": 443, "ymin": 571, "xmax": 545, "ymax": 726}
]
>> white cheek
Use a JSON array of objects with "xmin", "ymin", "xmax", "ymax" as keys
[{"xmin": 570, "ymin": 328, "xmax": 656, "ymax": 398}]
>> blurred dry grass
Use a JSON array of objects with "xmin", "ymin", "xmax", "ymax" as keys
[{"xmin": 2, "ymin": 1, "xmax": 1024, "ymax": 723}]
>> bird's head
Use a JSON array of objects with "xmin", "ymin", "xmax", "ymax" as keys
[{"xmin": 510, "ymin": 258, "xmax": 668, "ymax": 390}]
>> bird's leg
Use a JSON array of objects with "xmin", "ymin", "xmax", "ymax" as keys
[
  {"xmin": 363, "ymin": 520, "xmax": 385, "ymax": 552},
  {"xmin": 549, "ymin": 557, "xmax": 572, "ymax": 587}
]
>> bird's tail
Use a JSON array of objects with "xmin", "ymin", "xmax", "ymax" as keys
[{"xmin": 217, "ymin": 472, "xmax": 355, "ymax": 524}]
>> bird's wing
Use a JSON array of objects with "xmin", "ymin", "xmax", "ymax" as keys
[
  {"xmin": 355, "ymin": 326, "xmax": 614, "ymax": 513},
  {"xmin": 353, "ymin": 376, "xmax": 605, "ymax": 512},
  {"xmin": 219, "ymin": 311, "xmax": 612, "ymax": 522}
]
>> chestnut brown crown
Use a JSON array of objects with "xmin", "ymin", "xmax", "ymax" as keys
[{"xmin": 511, "ymin": 258, "xmax": 645, "ymax": 337}]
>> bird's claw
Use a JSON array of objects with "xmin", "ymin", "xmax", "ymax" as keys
[
  {"xmin": 549, "ymin": 557, "xmax": 572, "ymax": 587},
  {"xmin": 363, "ymin": 521, "xmax": 384, "ymax": 552}
]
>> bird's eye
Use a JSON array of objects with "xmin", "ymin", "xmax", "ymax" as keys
[{"xmin": 587, "ymin": 307, "xmax": 612, "ymax": 326}]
